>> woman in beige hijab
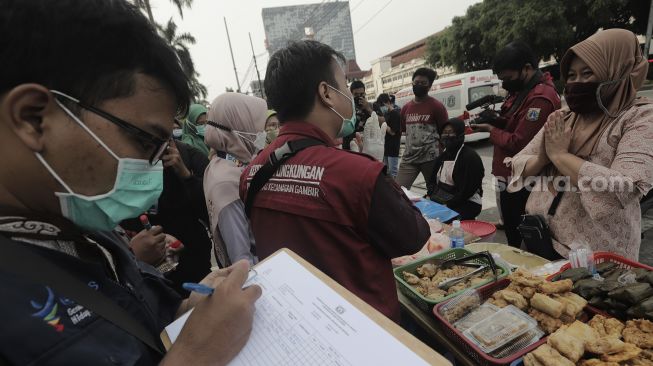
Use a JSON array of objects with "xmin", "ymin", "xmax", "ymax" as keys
[
  {"xmin": 204, "ymin": 93, "xmax": 267, "ymax": 266},
  {"xmin": 507, "ymin": 29, "xmax": 653, "ymax": 260}
]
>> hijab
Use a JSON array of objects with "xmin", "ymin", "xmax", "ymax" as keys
[
  {"xmin": 560, "ymin": 28, "xmax": 650, "ymax": 159},
  {"xmin": 433, "ymin": 118, "xmax": 466, "ymax": 174},
  {"xmin": 203, "ymin": 93, "xmax": 267, "ymax": 232},
  {"xmin": 181, "ymin": 103, "xmax": 210, "ymax": 156}
]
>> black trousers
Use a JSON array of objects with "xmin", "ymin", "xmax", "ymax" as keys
[
  {"xmin": 449, "ymin": 201, "xmax": 482, "ymax": 220},
  {"xmin": 500, "ymin": 187, "xmax": 531, "ymax": 248}
]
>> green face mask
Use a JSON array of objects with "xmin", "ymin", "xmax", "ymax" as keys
[
  {"xmin": 195, "ymin": 124, "xmax": 206, "ymax": 137},
  {"xmin": 35, "ymin": 98, "xmax": 164, "ymax": 232},
  {"xmin": 327, "ymin": 85, "xmax": 357, "ymax": 137}
]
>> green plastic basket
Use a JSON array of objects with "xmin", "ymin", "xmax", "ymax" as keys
[{"xmin": 394, "ymin": 248, "xmax": 509, "ymax": 312}]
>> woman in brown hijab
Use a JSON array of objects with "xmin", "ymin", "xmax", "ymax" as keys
[{"xmin": 507, "ymin": 29, "xmax": 653, "ymax": 260}]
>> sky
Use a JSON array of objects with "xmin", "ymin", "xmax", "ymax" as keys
[{"xmin": 147, "ymin": 0, "xmax": 481, "ymax": 98}]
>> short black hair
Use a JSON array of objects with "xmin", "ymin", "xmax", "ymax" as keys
[
  {"xmin": 376, "ymin": 93, "xmax": 391, "ymax": 105},
  {"xmin": 412, "ymin": 68, "xmax": 437, "ymax": 85},
  {"xmin": 493, "ymin": 41, "xmax": 539, "ymax": 74},
  {"xmin": 350, "ymin": 80, "xmax": 365, "ymax": 92},
  {"xmin": 390, "ymin": 94, "xmax": 396, "ymax": 104},
  {"xmin": 0, "ymin": 0, "xmax": 191, "ymax": 115},
  {"xmin": 265, "ymin": 40, "xmax": 346, "ymax": 122}
]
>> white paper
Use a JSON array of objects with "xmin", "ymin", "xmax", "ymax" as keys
[
  {"xmin": 230, "ymin": 251, "xmax": 429, "ymax": 365},
  {"xmin": 165, "ymin": 251, "xmax": 430, "ymax": 365}
]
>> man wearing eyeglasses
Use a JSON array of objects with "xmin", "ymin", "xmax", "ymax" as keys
[
  {"xmin": 396, "ymin": 67, "xmax": 449, "ymax": 191},
  {"xmin": 0, "ymin": 0, "xmax": 260, "ymax": 365}
]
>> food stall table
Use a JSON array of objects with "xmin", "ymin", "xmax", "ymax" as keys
[{"xmin": 397, "ymin": 243, "xmax": 550, "ymax": 365}]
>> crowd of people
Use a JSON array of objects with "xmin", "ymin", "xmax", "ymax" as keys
[{"xmin": 2, "ymin": 0, "xmax": 653, "ymax": 364}]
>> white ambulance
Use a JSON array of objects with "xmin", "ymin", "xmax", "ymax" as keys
[{"xmin": 394, "ymin": 69, "xmax": 504, "ymax": 142}]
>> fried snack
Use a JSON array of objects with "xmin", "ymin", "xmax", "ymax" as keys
[
  {"xmin": 529, "ymin": 309, "xmax": 564, "ymax": 334},
  {"xmin": 566, "ymin": 320, "xmax": 600, "ymax": 343},
  {"xmin": 469, "ymin": 276, "xmax": 488, "ymax": 287},
  {"xmin": 495, "ymin": 289, "xmax": 529, "ymax": 310},
  {"xmin": 447, "ymin": 282, "xmax": 469, "ymax": 295},
  {"xmin": 403, "ymin": 271, "xmax": 420, "ymax": 285},
  {"xmin": 559, "ymin": 292, "xmax": 589, "ymax": 310},
  {"xmin": 600, "ymin": 343, "xmax": 642, "ymax": 363},
  {"xmin": 585, "ymin": 337, "xmax": 626, "ymax": 355},
  {"xmin": 627, "ymin": 358, "xmax": 653, "ymax": 366},
  {"xmin": 589, "ymin": 315, "xmax": 625, "ymax": 339},
  {"xmin": 425, "ymin": 285, "xmax": 447, "ymax": 300},
  {"xmin": 531, "ymin": 293, "xmax": 564, "ymax": 318},
  {"xmin": 488, "ymin": 297, "xmax": 509, "ymax": 308},
  {"xmin": 552, "ymin": 294, "xmax": 585, "ymax": 318},
  {"xmin": 579, "ymin": 359, "xmax": 620, "ymax": 366},
  {"xmin": 523, "ymin": 352, "xmax": 545, "ymax": 366},
  {"xmin": 623, "ymin": 320, "xmax": 653, "ymax": 349},
  {"xmin": 548, "ymin": 327, "xmax": 585, "ymax": 362},
  {"xmin": 531, "ymin": 344, "xmax": 575, "ymax": 366},
  {"xmin": 539, "ymin": 279, "xmax": 574, "ymax": 294},
  {"xmin": 511, "ymin": 269, "xmax": 545, "ymax": 288},
  {"xmin": 416, "ymin": 263, "xmax": 438, "ymax": 278}
]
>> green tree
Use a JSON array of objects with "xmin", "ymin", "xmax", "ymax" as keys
[
  {"xmin": 426, "ymin": 0, "xmax": 649, "ymax": 73},
  {"xmin": 133, "ymin": 0, "xmax": 193, "ymax": 23},
  {"xmin": 133, "ymin": 0, "xmax": 208, "ymax": 102},
  {"xmin": 157, "ymin": 19, "xmax": 207, "ymax": 102}
]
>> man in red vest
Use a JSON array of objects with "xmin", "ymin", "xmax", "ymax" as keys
[
  {"xmin": 240, "ymin": 40, "xmax": 429, "ymax": 322},
  {"xmin": 472, "ymin": 41, "xmax": 561, "ymax": 248}
]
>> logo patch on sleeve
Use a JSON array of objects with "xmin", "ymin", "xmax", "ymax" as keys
[{"xmin": 526, "ymin": 108, "xmax": 541, "ymax": 121}]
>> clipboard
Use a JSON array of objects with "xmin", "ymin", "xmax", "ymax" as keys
[{"xmin": 161, "ymin": 248, "xmax": 451, "ymax": 365}]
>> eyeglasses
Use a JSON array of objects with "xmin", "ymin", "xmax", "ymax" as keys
[
  {"xmin": 51, "ymin": 90, "xmax": 170, "ymax": 165},
  {"xmin": 413, "ymin": 80, "xmax": 430, "ymax": 87}
]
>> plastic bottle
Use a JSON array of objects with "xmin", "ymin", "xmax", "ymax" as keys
[{"xmin": 450, "ymin": 220, "xmax": 465, "ymax": 249}]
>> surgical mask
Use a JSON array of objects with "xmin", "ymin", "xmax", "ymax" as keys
[
  {"xmin": 412, "ymin": 84, "xmax": 430, "ymax": 98},
  {"xmin": 501, "ymin": 70, "xmax": 526, "ymax": 93},
  {"xmin": 327, "ymin": 85, "xmax": 356, "ymax": 138},
  {"xmin": 234, "ymin": 130, "xmax": 267, "ymax": 151},
  {"xmin": 195, "ymin": 124, "xmax": 206, "ymax": 136},
  {"xmin": 36, "ymin": 100, "xmax": 164, "ymax": 231},
  {"xmin": 380, "ymin": 105, "xmax": 389, "ymax": 114},
  {"xmin": 564, "ymin": 82, "xmax": 600, "ymax": 114},
  {"xmin": 172, "ymin": 128, "xmax": 183, "ymax": 139}
]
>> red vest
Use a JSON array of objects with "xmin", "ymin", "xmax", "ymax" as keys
[{"xmin": 239, "ymin": 122, "xmax": 402, "ymax": 321}]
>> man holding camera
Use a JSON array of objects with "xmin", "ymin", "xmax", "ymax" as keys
[
  {"xmin": 342, "ymin": 80, "xmax": 371, "ymax": 151},
  {"xmin": 471, "ymin": 41, "xmax": 560, "ymax": 248}
]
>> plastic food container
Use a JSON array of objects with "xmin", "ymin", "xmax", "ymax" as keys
[
  {"xmin": 454, "ymin": 303, "xmax": 500, "ymax": 332},
  {"xmin": 463, "ymin": 305, "xmax": 538, "ymax": 354}
]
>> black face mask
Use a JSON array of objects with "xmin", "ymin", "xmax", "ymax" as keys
[
  {"xmin": 413, "ymin": 84, "xmax": 430, "ymax": 98},
  {"xmin": 501, "ymin": 71, "xmax": 525, "ymax": 93},
  {"xmin": 564, "ymin": 82, "xmax": 601, "ymax": 114},
  {"xmin": 441, "ymin": 135, "xmax": 464, "ymax": 151}
]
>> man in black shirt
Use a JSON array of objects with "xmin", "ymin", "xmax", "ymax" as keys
[
  {"xmin": 377, "ymin": 93, "xmax": 401, "ymax": 178},
  {"xmin": 0, "ymin": 0, "xmax": 260, "ymax": 364}
]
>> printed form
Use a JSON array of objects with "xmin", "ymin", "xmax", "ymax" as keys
[{"xmin": 165, "ymin": 251, "xmax": 430, "ymax": 365}]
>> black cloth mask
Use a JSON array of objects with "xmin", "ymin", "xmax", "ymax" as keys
[{"xmin": 564, "ymin": 82, "xmax": 601, "ymax": 114}]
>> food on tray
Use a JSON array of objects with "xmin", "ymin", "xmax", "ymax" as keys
[
  {"xmin": 492, "ymin": 289, "xmax": 529, "ymax": 310},
  {"xmin": 585, "ymin": 337, "xmax": 626, "ymax": 355},
  {"xmin": 590, "ymin": 315, "xmax": 626, "ymax": 339},
  {"xmin": 578, "ymin": 359, "xmax": 619, "ymax": 366},
  {"xmin": 401, "ymin": 259, "xmax": 500, "ymax": 302},
  {"xmin": 524, "ymin": 352, "xmax": 545, "ymax": 366},
  {"xmin": 548, "ymin": 326, "xmax": 586, "ymax": 362},
  {"xmin": 512, "ymin": 268, "xmax": 545, "ymax": 288},
  {"xmin": 531, "ymin": 293, "xmax": 564, "ymax": 318},
  {"xmin": 609, "ymin": 283, "xmax": 653, "ymax": 305},
  {"xmin": 575, "ymin": 278, "xmax": 605, "ymax": 299},
  {"xmin": 600, "ymin": 343, "xmax": 642, "ymax": 363},
  {"xmin": 531, "ymin": 343, "xmax": 576, "ymax": 366},
  {"xmin": 622, "ymin": 320, "xmax": 653, "ymax": 349},
  {"xmin": 539, "ymin": 279, "xmax": 574, "ymax": 294},
  {"xmin": 465, "ymin": 305, "xmax": 536, "ymax": 353},
  {"xmin": 554, "ymin": 292, "xmax": 588, "ymax": 317},
  {"xmin": 526, "ymin": 314, "xmax": 653, "ymax": 366}
]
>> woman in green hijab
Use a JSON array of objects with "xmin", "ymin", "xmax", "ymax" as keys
[{"xmin": 182, "ymin": 103, "xmax": 210, "ymax": 156}]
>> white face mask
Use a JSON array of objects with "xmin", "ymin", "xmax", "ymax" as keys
[
  {"xmin": 172, "ymin": 128, "xmax": 183, "ymax": 139},
  {"xmin": 234, "ymin": 130, "xmax": 267, "ymax": 151}
]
